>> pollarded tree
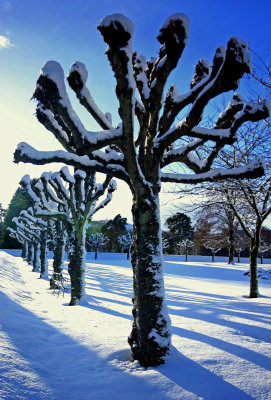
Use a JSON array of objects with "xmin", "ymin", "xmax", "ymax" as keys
[
  {"xmin": 118, "ymin": 231, "xmax": 133, "ymax": 259},
  {"xmin": 23, "ymin": 167, "xmax": 116, "ymax": 305},
  {"xmin": 14, "ymin": 13, "xmax": 270, "ymax": 366},
  {"xmin": 20, "ymin": 174, "xmax": 66, "ymax": 282},
  {"xmin": 7, "ymin": 227, "xmax": 29, "ymax": 259},
  {"xmin": 87, "ymin": 233, "xmax": 108, "ymax": 259},
  {"xmin": 12, "ymin": 209, "xmax": 46, "ymax": 272}
]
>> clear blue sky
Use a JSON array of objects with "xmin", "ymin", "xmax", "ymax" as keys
[{"xmin": 0, "ymin": 0, "xmax": 270, "ymax": 223}]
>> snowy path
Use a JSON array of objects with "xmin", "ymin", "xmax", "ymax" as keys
[{"xmin": 0, "ymin": 250, "xmax": 271, "ymax": 399}]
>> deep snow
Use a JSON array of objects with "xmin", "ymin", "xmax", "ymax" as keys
[{"xmin": 0, "ymin": 250, "xmax": 270, "ymax": 400}]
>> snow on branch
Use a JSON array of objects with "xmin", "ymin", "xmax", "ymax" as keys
[
  {"xmin": 157, "ymin": 36, "xmax": 255, "ymax": 144},
  {"xmin": 34, "ymin": 61, "xmax": 123, "ymax": 152},
  {"xmin": 98, "ymin": 13, "xmax": 136, "ymax": 157},
  {"xmin": 67, "ymin": 61, "xmax": 114, "ymax": 130},
  {"xmin": 14, "ymin": 142, "xmax": 129, "ymax": 182},
  {"xmin": 161, "ymin": 158, "xmax": 265, "ymax": 184}
]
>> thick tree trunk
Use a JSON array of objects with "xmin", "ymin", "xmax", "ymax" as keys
[
  {"xmin": 127, "ymin": 248, "xmax": 130, "ymax": 260},
  {"xmin": 27, "ymin": 243, "xmax": 34, "ymax": 265},
  {"xmin": 249, "ymin": 237, "xmax": 259, "ymax": 298},
  {"xmin": 68, "ymin": 230, "xmax": 86, "ymax": 306},
  {"xmin": 24, "ymin": 241, "xmax": 29, "ymax": 261},
  {"xmin": 94, "ymin": 249, "xmax": 98, "ymax": 259},
  {"xmin": 228, "ymin": 246, "xmax": 234, "ymax": 264},
  {"xmin": 211, "ymin": 252, "xmax": 215, "ymax": 262},
  {"xmin": 40, "ymin": 231, "xmax": 48, "ymax": 279},
  {"xmin": 237, "ymin": 251, "xmax": 240, "ymax": 263},
  {"xmin": 228, "ymin": 225, "xmax": 235, "ymax": 264},
  {"xmin": 185, "ymin": 248, "xmax": 188, "ymax": 262},
  {"xmin": 260, "ymin": 253, "xmax": 263, "ymax": 264},
  {"xmin": 128, "ymin": 193, "xmax": 171, "ymax": 367},
  {"xmin": 52, "ymin": 235, "xmax": 66, "ymax": 276},
  {"xmin": 21, "ymin": 241, "xmax": 27, "ymax": 259},
  {"xmin": 32, "ymin": 242, "xmax": 40, "ymax": 272}
]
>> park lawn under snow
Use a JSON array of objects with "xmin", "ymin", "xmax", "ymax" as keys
[{"xmin": 0, "ymin": 251, "xmax": 271, "ymax": 400}]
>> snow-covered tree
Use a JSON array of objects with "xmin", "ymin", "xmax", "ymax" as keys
[
  {"xmin": 177, "ymin": 238, "xmax": 194, "ymax": 262},
  {"xmin": 7, "ymin": 227, "xmax": 28, "ymax": 259},
  {"xmin": 12, "ymin": 209, "xmax": 47, "ymax": 272},
  {"xmin": 258, "ymin": 240, "xmax": 270, "ymax": 264},
  {"xmin": 14, "ymin": 13, "xmax": 270, "ymax": 366},
  {"xmin": 203, "ymin": 237, "xmax": 223, "ymax": 262},
  {"xmin": 233, "ymin": 233, "xmax": 249, "ymax": 263},
  {"xmin": 118, "ymin": 231, "xmax": 133, "ymax": 259},
  {"xmin": 87, "ymin": 233, "xmax": 108, "ymax": 259},
  {"xmin": 21, "ymin": 167, "xmax": 116, "ymax": 305}
]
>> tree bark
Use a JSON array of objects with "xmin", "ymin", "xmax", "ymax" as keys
[
  {"xmin": 249, "ymin": 237, "xmax": 259, "ymax": 298},
  {"xmin": 68, "ymin": 230, "xmax": 86, "ymax": 305},
  {"xmin": 40, "ymin": 231, "xmax": 48, "ymax": 279},
  {"xmin": 128, "ymin": 193, "xmax": 171, "ymax": 367},
  {"xmin": 32, "ymin": 242, "xmax": 40, "ymax": 272},
  {"xmin": 228, "ymin": 244, "xmax": 234, "ymax": 264},
  {"xmin": 50, "ymin": 222, "xmax": 66, "ymax": 289},
  {"xmin": 27, "ymin": 243, "xmax": 33, "ymax": 265},
  {"xmin": 94, "ymin": 249, "xmax": 98, "ymax": 259},
  {"xmin": 21, "ymin": 241, "xmax": 27, "ymax": 259},
  {"xmin": 24, "ymin": 241, "xmax": 29, "ymax": 261}
]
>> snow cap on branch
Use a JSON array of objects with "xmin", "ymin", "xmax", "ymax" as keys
[
  {"xmin": 242, "ymin": 98, "xmax": 271, "ymax": 121},
  {"xmin": 68, "ymin": 61, "xmax": 88, "ymax": 89},
  {"xmin": 41, "ymin": 61, "xmax": 66, "ymax": 97},
  {"xmin": 60, "ymin": 166, "xmax": 75, "ymax": 184},
  {"xmin": 158, "ymin": 13, "xmax": 190, "ymax": 46},
  {"xmin": 98, "ymin": 13, "xmax": 134, "ymax": 47},
  {"xmin": 191, "ymin": 59, "xmax": 211, "ymax": 88},
  {"xmin": 74, "ymin": 170, "xmax": 86, "ymax": 180},
  {"xmin": 227, "ymin": 36, "xmax": 252, "ymax": 73}
]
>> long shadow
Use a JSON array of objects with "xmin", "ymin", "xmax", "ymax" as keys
[
  {"xmin": 172, "ymin": 325, "xmax": 271, "ymax": 371},
  {"xmin": 166, "ymin": 292, "xmax": 271, "ymax": 343},
  {"xmin": 159, "ymin": 347, "xmax": 255, "ymax": 400},
  {"xmin": 82, "ymin": 294, "xmax": 132, "ymax": 320},
  {"xmin": 164, "ymin": 260, "xmax": 252, "ymax": 282},
  {"xmin": 85, "ymin": 264, "xmax": 133, "ymax": 298},
  {"xmin": 0, "ymin": 291, "xmax": 167, "ymax": 400}
]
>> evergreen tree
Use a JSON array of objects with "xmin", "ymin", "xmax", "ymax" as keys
[
  {"xmin": 165, "ymin": 212, "xmax": 193, "ymax": 251},
  {"xmin": 1, "ymin": 187, "xmax": 31, "ymax": 248},
  {"xmin": 102, "ymin": 214, "xmax": 128, "ymax": 252}
]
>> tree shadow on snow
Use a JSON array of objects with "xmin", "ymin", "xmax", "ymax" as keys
[
  {"xmin": 159, "ymin": 346, "xmax": 255, "ymax": 400},
  {"xmin": 0, "ymin": 291, "xmax": 167, "ymax": 400}
]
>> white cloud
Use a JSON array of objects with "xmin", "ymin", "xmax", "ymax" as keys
[{"xmin": 0, "ymin": 34, "xmax": 15, "ymax": 50}]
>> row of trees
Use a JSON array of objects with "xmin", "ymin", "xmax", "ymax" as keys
[
  {"xmin": 162, "ymin": 211, "xmax": 271, "ymax": 263},
  {"xmin": 10, "ymin": 13, "xmax": 271, "ymax": 366},
  {"xmin": 9, "ymin": 167, "xmax": 117, "ymax": 305}
]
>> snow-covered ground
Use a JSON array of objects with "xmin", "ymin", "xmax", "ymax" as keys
[{"xmin": 0, "ymin": 250, "xmax": 271, "ymax": 400}]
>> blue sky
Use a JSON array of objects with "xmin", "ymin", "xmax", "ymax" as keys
[{"xmin": 0, "ymin": 0, "xmax": 270, "ymax": 223}]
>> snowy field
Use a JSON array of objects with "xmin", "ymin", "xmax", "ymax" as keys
[{"xmin": 0, "ymin": 250, "xmax": 271, "ymax": 400}]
